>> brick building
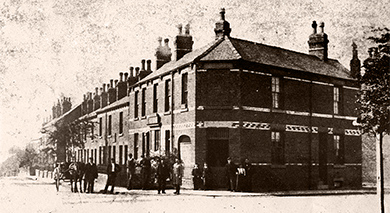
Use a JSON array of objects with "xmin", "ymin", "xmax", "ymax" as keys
[{"xmin": 71, "ymin": 9, "xmax": 361, "ymax": 191}]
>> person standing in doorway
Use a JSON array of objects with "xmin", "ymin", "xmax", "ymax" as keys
[
  {"xmin": 126, "ymin": 153, "xmax": 135, "ymax": 190},
  {"xmin": 172, "ymin": 158, "xmax": 184, "ymax": 195},
  {"xmin": 225, "ymin": 157, "xmax": 236, "ymax": 191},
  {"xmin": 202, "ymin": 163, "xmax": 211, "ymax": 190},
  {"xmin": 103, "ymin": 158, "xmax": 121, "ymax": 194},
  {"xmin": 192, "ymin": 163, "xmax": 202, "ymax": 190},
  {"xmin": 244, "ymin": 158, "xmax": 253, "ymax": 192}
]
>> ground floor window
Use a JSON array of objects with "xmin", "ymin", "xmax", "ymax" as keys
[{"xmin": 334, "ymin": 135, "xmax": 344, "ymax": 164}]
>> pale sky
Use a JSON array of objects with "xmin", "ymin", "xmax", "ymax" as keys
[{"xmin": 0, "ymin": 0, "xmax": 389, "ymax": 163}]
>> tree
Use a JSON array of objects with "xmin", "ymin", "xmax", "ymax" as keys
[
  {"xmin": 41, "ymin": 119, "xmax": 96, "ymax": 162},
  {"xmin": 357, "ymin": 27, "xmax": 390, "ymax": 213}
]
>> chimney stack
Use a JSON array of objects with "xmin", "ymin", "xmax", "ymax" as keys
[
  {"xmin": 155, "ymin": 37, "xmax": 172, "ymax": 70},
  {"xmin": 127, "ymin": 66, "xmax": 137, "ymax": 86},
  {"xmin": 214, "ymin": 8, "xmax": 231, "ymax": 39},
  {"xmin": 350, "ymin": 42, "xmax": 361, "ymax": 78},
  {"xmin": 174, "ymin": 23, "xmax": 193, "ymax": 61},
  {"xmin": 308, "ymin": 21, "xmax": 329, "ymax": 61}
]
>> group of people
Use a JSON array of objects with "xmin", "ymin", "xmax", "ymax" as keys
[
  {"xmin": 54, "ymin": 155, "xmax": 252, "ymax": 194},
  {"xmin": 191, "ymin": 163, "xmax": 211, "ymax": 190},
  {"xmin": 225, "ymin": 157, "xmax": 252, "ymax": 192},
  {"xmin": 119, "ymin": 154, "xmax": 185, "ymax": 195},
  {"xmin": 54, "ymin": 157, "xmax": 99, "ymax": 193}
]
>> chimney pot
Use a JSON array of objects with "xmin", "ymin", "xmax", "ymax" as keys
[
  {"xmin": 185, "ymin": 24, "xmax": 190, "ymax": 35},
  {"xmin": 312, "ymin": 21, "xmax": 317, "ymax": 34},
  {"xmin": 141, "ymin": 59, "xmax": 146, "ymax": 71},
  {"xmin": 115, "ymin": 79, "xmax": 119, "ymax": 87},
  {"xmin": 147, "ymin": 60, "xmax": 152, "ymax": 71},
  {"xmin": 110, "ymin": 79, "xmax": 114, "ymax": 88},
  {"xmin": 220, "ymin": 8, "xmax": 225, "ymax": 21},
  {"xmin": 129, "ymin": 67, "xmax": 134, "ymax": 77},
  {"xmin": 158, "ymin": 37, "xmax": 162, "ymax": 46},
  {"xmin": 135, "ymin": 67, "xmax": 140, "ymax": 76},
  {"xmin": 124, "ymin": 72, "xmax": 129, "ymax": 81},
  {"xmin": 95, "ymin": 87, "xmax": 98, "ymax": 95},
  {"xmin": 164, "ymin": 38, "xmax": 169, "ymax": 46},
  {"xmin": 119, "ymin": 72, "xmax": 123, "ymax": 81},
  {"xmin": 177, "ymin": 24, "xmax": 183, "ymax": 35},
  {"xmin": 319, "ymin": 22, "xmax": 325, "ymax": 33},
  {"xmin": 103, "ymin": 83, "xmax": 106, "ymax": 92}
]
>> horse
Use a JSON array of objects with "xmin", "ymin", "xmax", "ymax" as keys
[{"xmin": 68, "ymin": 162, "xmax": 85, "ymax": 193}]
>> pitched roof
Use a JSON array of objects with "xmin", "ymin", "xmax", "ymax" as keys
[
  {"xmin": 137, "ymin": 38, "xmax": 224, "ymax": 83},
  {"xmin": 201, "ymin": 37, "xmax": 352, "ymax": 80},
  {"xmin": 138, "ymin": 36, "xmax": 352, "ymax": 84}
]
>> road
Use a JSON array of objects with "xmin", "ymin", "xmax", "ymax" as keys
[{"xmin": 0, "ymin": 176, "xmax": 388, "ymax": 213}]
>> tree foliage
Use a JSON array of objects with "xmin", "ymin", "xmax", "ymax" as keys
[
  {"xmin": 357, "ymin": 27, "xmax": 390, "ymax": 134},
  {"xmin": 41, "ymin": 119, "xmax": 96, "ymax": 159}
]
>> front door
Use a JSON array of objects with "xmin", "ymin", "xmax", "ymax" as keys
[{"xmin": 319, "ymin": 133, "xmax": 328, "ymax": 184}]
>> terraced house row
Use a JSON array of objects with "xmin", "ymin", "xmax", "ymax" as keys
[{"xmin": 44, "ymin": 9, "xmax": 362, "ymax": 191}]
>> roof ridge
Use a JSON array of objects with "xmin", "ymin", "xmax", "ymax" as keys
[{"xmin": 229, "ymin": 37, "xmax": 339, "ymax": 61}]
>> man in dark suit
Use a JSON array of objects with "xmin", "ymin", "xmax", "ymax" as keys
[
  {"xmin": 156, "ymin": 158, "xmax": 169, "ymax": 194},
  {"xmin": 103, "ymin": 158, "xmax": 121, "ymax": 194},
  {"xmin": 84, "ymin": 157, "xmax": 98, "ymax": 193},
  {"xmin": 225, "ymin": 157, "xmax": 237, "ymax": 191}
]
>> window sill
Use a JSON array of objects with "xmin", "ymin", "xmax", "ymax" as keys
[
  {"xmin": 141, "ymin": 116, "xmax": 147, "ymax": 120},
  {"xmin": 180, "ymin": 107, "xmax": 188, "ymax": 113},
  {"xmin": 333, "ymin": 164, "xmax": 346, "ymax": 169},
  {"xmin": 164, "ymin": 111, "xmax": 171, "ymax": 115},
  {"xmin": 118, "ymin": 133, "xmax": 123, "ymax": 137},
  {"xmin": 271, "ymin": 164, "xmax": 286, "ymax": 169},
  {"xmin": 134, "ymin": 117, "xmax": 139, "ymax": 121},
  {"xmin": 98, "ymin": 136, "xmax": 102, "ymax": 139},
  {"xmin": 107, "ymin": 135, "xmax": 112, "ymax": 138}
]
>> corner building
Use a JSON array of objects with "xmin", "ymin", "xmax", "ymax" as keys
[{"xmin": 79, "ymin": 9, "xmax": 362, "ymax": 191}]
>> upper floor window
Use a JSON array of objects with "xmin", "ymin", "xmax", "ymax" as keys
[
  {"xmin": 108, "ymin": 115, "xmax": 112, "ymax": 136},
  {"xmin": 165, "ymin": 79, "xmax": 171, "ymax": 112},
  {"xmin": 271, "ymin": 77, "xmax": 280, "ymax": 109},
  {"xmin": 134, "ymin": 91, "xmax": 139, "ymax": 118},
  {"xmin": 181, "ymin": 73, "xmax": 188, "ymax": 106},
  {"xmin": 99, "ymin": 117, "xmax": 102, "ymax": 136},
  {"xmin": 334, "ymin": 135, "xmax": 344, "ymax": 164},
  {"xmin": 271, "ymin": 131, "xmax": 284, "ymax": 164},
  {"xmin": 141, "ymin": 88, "xmax": 146, "ymax": 117},
  {"xmin": 334, "ymin": 87, "xmax": 341, "ymax": 114},
  {"xmin": 119, "ymin": 111, "xmax": 123, "ymax": 134},
  {"xmin": 153, "ymin": 84, "xmax": 158, "ymax": 113}
]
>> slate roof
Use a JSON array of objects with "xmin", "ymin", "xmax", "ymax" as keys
[
  {"xmin": 201, "ymin": 37, "xmax": 352, "ymax": 80},
  {"xmin": 138, "ymin": 36, "xmax": 352, "ymax": 84}
]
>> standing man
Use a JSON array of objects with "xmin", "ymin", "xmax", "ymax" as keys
[
  {"xmin": 84, "ymin": 157, "xmax": 98, "ymax": 193},
  {"xmin": 156, "ymin": 158, "xmax": 169, "ymax": 194},
  {"xmin": 103, "ymin": 158, "xmax": 121, "ymax": 194},
  {"xmin": 244, "ymin": 158, "xmax": 252, "ymax": 192},
  {"xmin": 140, "ymin": 155, "xmax": 151, "ymax": 190},
  {"xmin": 192, "ymin": 163, "xmax": 202, "ymax": 190},
  {"xmin": 172, "ymin": 158, "xmax": 184, "ymax": 195},
  {"xmin": 126, "ymin": 153, "xmax": 135, "ymax": 190},
  {"xmin": 225, "ymin": 157, "xmax": 236, "ymax": 191}
]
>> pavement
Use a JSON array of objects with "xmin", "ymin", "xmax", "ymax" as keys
[{"xmin": 30, "ymin": 174, "xmax": 378, "ymax": 197}]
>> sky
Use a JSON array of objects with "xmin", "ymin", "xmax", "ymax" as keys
[{"xmin": 0, "ymin": 0, "xmax": 389, "ymax": 163}]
